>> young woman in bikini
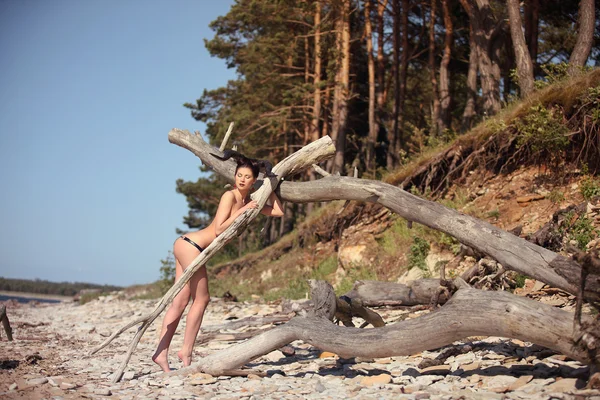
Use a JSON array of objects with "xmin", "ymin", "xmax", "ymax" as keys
[{"xmin": 152, "ymin": 156, "xmax": 284, "ymax": 372}]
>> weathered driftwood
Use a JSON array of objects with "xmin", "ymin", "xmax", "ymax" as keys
[
  {"xmin": 90, "ymin": 132, "xmax": 335, "ymax": 382},
  {"xmin": 0, "ymin": 305, "xmax": 13, "ymax": 341},
  {"xmin": 171, "ymin": 280, "xmax": 595, "ymax": 377},
  {"xmin": 343, "ymin": 279, "xmax": 451, "ymax": 307},
  {"xmin": 200, "ymin": 313, "xmax": 294, "ymax": 333}
]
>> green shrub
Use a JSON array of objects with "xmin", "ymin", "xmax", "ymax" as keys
[
  {"xmin": 408, "ymin": 236, "xmax": 430, "ymax": 275},
  {"xmin": 561, "ymin": 211, "xmax": 598, "ymax": 250},
  {"xmin": 580, "ymin": 175, "xmax": 600, "ymax": 201},
  {"xmin": 548, "ymin": 189, "xmax": 565, "ymax": 204},
  {"xmin": 515, "ymin": 104, "xmax": 569, "ymax": 155},
  {"xmin": 335, "ymin": 264, "xmax": 378, "ymax": 296},
  {"xmin": 486, "ymin": 209, "xmax": 500, "ymax": 220},
  {"xmin": 313, "ymin": 256, "xmax": 338, "ymax": 280},
  {"xmin": 158, "ymin": 251, "xmax": 176, "ymax": 296}
]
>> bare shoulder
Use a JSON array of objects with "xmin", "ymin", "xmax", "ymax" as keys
[{"xmin": 219, "ymin": 190, "xmax": 236, "ymax": 206}]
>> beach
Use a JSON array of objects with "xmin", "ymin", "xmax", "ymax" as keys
[{"xmin": 0, "ymin": 294, "xmax": 597, "ymax": 399}]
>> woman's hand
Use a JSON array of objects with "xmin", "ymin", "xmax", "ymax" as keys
[{"xmin": 241, "ymin": 200, "xmax": 259, "ymax": 211}]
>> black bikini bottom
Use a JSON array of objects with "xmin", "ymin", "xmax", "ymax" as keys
[{"xmin": 180, "ymin": 236, "xmax": 204, "ymax": 252}]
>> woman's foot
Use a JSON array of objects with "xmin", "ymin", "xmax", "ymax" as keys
[
  {"xmin": 177, "ymin": 350, "xmax": 192, "ymax": 367},
  {"xmin": 152, "ymin": 352, "xmax": 171, "ymax": 373}
]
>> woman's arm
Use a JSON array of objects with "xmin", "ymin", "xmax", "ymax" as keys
[
  {"xmin": 213, "ymin": 191, "xmax": 258, "ymax": 236},
  {"xmin": 260, "ymin": 192, "xmax": 284, "ymax": 217}
]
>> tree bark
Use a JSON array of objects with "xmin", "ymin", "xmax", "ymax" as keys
[
  {"xmin": 90, "ymin": 132, "xmax": 336, "ymax": 382},
  {"xmin": 524, "ymin": 0, "xmax": 539, "ymax": 66},
  {"xmin": 507, "ymin": 0, "xmax": 535, "ymax": 97},
  {"xmin": 438, "ymin": 0, "xmax": 453, "ymax": 133},
  {"xmin": 568, "ymin": 0, "xmax": 595, "ymax": 75},
  {"xmin": 364, "ymin": 0, "xmax": 378, "ymax": 171},
  {"xmin": 345, "ymin": 279, "xmax": 451, "ymax": 306},
  {"xmin": 388, "ymin": 0, "xmax": 401, "ymax": 170},
  {"xmin": 461, "ymin": 20, "xmax": 478, "ymax": 132},
  {"xmin": 328, "ymin": 0, "xmax": 351, "ymax": 174},
  {"xmin": 172, "ymin": 284, "xmax": 595, "ymax": 377},
  {"xmin": 460, "ymin": 0, "xmax": 501, "ymax": 116},
  {"xmin": 428, "ymin": 0, "xmax": 441, "ymax": 137},
  {"xmin": 176, "ymin": 136, "xmax": 600, "ymax": 303}
]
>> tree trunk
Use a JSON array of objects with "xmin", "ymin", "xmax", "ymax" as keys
[
  {"xmin": 376, "ymin": 0, "xmax": 388, "ymax": 114},
  {"xmin": 428, "ymin": 0, "xmax": 441, "ymax": 137},
  {"xmin": 568, "ymin": 0, "xmax": 595, "ymax": 75},
  {"xmin": 438, "ymin": 0, "xmax": 453, "ymax": 133},
  {"xmin": 173, "ymin": 284, "xmax": 596, "ymax": 377},
  {"xmin": 460, "ymin": 0, "xmax": 501, "ymax": 116},
  {"xmin": 461, "ymin": 20, "xmax": 478, "ymax": 132},
  {"xmin": 345, "ymin": 279, "xmax": 451, "ymax": 306},
  {"xmin": 307, "ymin": 1, "xmax": 322, "ymax": 215},
  {"xmin": 364, "ymin": 0, "xmax": 378, "ymax": 171},
  {"xmin": 388, "ymin": 0, "xmax": 401, "ymax": 169},
  {"xmin": 398, "ymin": 0, "xmax": 409, "ymax": 150},
  {"xmin": 176, "ymin": 134, "xmax": 600, "ymax": 303},
  {"xmin": 507, "ymin": 0, "xmax": 535, "ymax": 97},
  {"xmin": 328, "ymin": 0, "xmax": 351, "ymax": 174},
  {"xmin": 524, "ymin": 0, "xmax": 539, "ymax": 66}
]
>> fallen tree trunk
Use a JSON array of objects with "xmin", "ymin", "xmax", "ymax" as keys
[
  {"xmin": 172, "ymin": 281, "xmax": 596, "ymax": 377},
  {"xmin": 90, "ymin": 133, "xmax": 335, "ymax": 382},
  {"xmin": 344, "ymin": 279, "xmax": 451, "ymax": 307},
  {"xmin": 168, "ymin": 129, "xmax": 599, "ymax": 302}
]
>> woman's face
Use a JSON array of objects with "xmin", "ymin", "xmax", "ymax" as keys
[{"xmin": 235, "ymin": 167, "xmax": 256, "ymax": 190}]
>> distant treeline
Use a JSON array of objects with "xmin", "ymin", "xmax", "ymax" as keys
[{"xmin": 0, "ymin": 277, "xmax": 122, "ymax": 297}]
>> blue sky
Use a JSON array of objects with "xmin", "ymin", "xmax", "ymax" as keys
[{"xmin": 0, "ymin": 0, "xmax": 236, "ymax": 286}]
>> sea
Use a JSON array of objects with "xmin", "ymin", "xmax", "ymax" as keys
[{"xmin": 0, "ymin": 294, "xmax": 65, "ymax": 304}]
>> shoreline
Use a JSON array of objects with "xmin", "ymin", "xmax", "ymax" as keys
[{"xmin": 0, "ymin": 290, "xmax": 73, "ymax": 302}]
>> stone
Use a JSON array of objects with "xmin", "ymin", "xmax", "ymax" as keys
[
  {"xmin": 189, "ymin": 373, "xmax": 217, "ymax": 385},
  {"xmin": 459, "ymin": 361, "xmax": 481, "ymax": 372},
  {"xmin": 545, "ymin": 378, "xmax": 581, "ymax": 393},
  {"xmin": 94, "ymin": 388, "xmax": 112, "ymax": 396},
  {"xmin": 264, "ymin": 350, "xmax": 285, "ymax": 363},
  {"xmin": 315, "ymin": 381, "xmax": 327, "ymax": 393},
  {"xmin": 60, "ymin": 382, "xmax": 77, "ymax": 390},
  {"xmin": 420, "ymin": 365, "xmax": 451, "ymax": 375},
  {"xmin": 506, "ymin": 375, "xmax": 533, "ymax": 391},
  {"xmin": 8, "ymin": 383, "xmax": 17, "ymax": 391},
  {"xmin": 247, "ymin": 374, "xmax": 262, "ymax": 380},
  {"xmin": 360, "ymin": 374, "xmax": 392, "ymax": 386},
  {"xmin": 26, "ymin": 377, "xmax": 48, "ymax": 386},
  {"xmin": 414, "ymin": 391, "xmax": 431, "ymax": 399},
  {"xmin": 319, "ymin": 351, "xmax": 338, "ymax": 359},
  {"xmin": 122, "ymin": 371, "xmax": 135, "ymax": 381},
  {"xmin": 397, "ymin": 267, "xmax": 424, "ymax": 284},
  {"xmin": 516, "ymin": 194, "xmax": 545, "ymax": 204}
]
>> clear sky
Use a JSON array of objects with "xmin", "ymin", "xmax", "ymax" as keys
[{"xmin": 0, "ymin": 0, "xmax": 236, "ymax": 287}]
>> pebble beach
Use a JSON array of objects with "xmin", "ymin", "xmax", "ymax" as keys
[{"xmin": 0, "ymin": 294, "xmax": 598, "ymax": 399}]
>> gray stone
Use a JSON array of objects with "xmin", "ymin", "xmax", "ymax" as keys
[
  {"xmin": 26, "ymin": 377, "xmax": 48, "ymax": 386},
  {"xmin": 122, "ymin": 371, "xmax": 136, "ymax": 381},
  {"xmin": 315, "ymin": 381, "xmax": 327, "ymax": 393},
  {"xmin": 8, "ymin": 383, "xmax": 17, "ymax": 391},
  {"xmin": 94, "ymin": 388, "xmax": 112, "ymax": 396}
]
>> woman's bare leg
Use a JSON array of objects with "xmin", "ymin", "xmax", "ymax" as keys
[
  {"xmin": 177, "ymin": 266, "xmax": 210, "ymax": 367},
  {"xmin": 152, "ymin": 259, "xmax": 190, "ymax": 372}
]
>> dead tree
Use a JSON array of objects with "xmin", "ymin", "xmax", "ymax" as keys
[
  {"xmin": 89, "ymin": 132, "xmax": 335, "ymax": 382},
  {"xmin": 172, "ymin": 128, "xmax": 599, "ymax": 303},
  {"xmin": 161, "ymin": 129, "xmax": 600, "ymax": 378},
  {"xmin": 170, "ymin": 279, "xmax": 596, "ymax": 377}
]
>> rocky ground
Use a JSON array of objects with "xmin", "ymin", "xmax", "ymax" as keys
[{"xmin": 1, "ymin": 292, "xmax": 598, "ymax": 400}]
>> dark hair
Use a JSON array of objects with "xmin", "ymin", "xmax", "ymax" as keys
[{"xmin": 235, "ymin": 156, "xmax": 260, "ymax": 178}]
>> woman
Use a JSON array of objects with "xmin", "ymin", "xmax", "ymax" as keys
[{"xmin": 152, "ymin": 156, "xmax": 284, "ymax": 372}]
